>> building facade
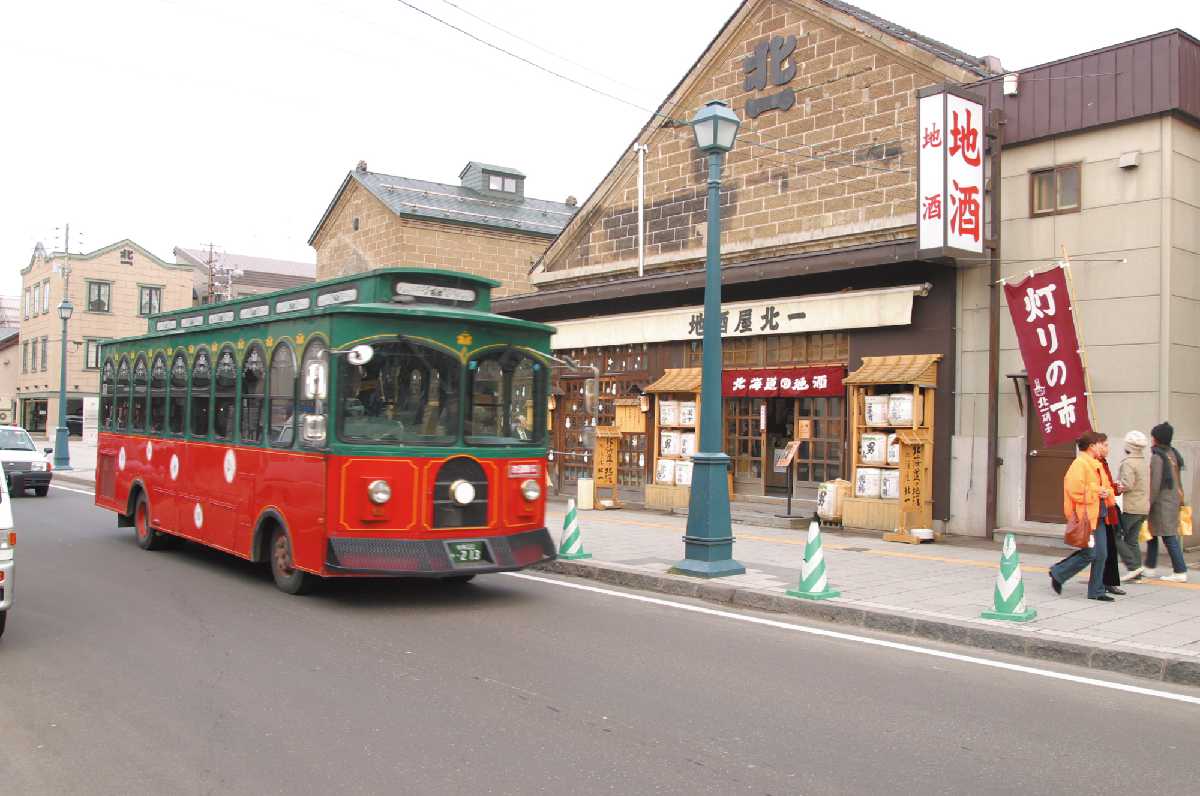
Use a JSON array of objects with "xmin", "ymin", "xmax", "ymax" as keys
[
  {"xmin": 0, "ymin": 329, "xmax": 19, "ymax": 425},
  {"xmin": 174, "ymin": 247, "xmax": 315, "ymax": 305},
  {"xmin": 309, "ymin": 160, "xmax": 577, "ymax": 298},
  {"xmin": 17, "ymin": 240, "xmax": 193, "ymax": 435},
  {"xmin": 497, "ymin": 0, "xmax": 994, "ymax": 521}
]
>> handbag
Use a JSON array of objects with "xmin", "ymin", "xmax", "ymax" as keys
[
  {"xmin": 1169, "ymin": 455, "xmax": 1193, "ymax": 537},
  {"xmin": 1139, "ymin": 518, "xmax": 1152, "ymax": 542},
  {"xmin": 1064, "ymin": 510, "xmax": 1090, "ymax": 548}
]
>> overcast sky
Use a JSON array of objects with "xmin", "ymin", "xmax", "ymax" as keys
[{"xmin": 3, "ymin": 0, "xmax": 1197, "ymax": 296}]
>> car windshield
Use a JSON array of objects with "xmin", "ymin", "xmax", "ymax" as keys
[
  {"xmin": 0, "ymin": 429, "xmax": 36, "ymax": 451},
  {"xmin": 338, "ymin": 339, "xmax": 461, "ymax": 446},
  {"xmin": 465, "ymin": 348, "xmax": 546, "ymax": 446}
]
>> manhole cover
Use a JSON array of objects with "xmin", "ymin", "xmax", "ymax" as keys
[{"xmin": 843, "ymin": 546, "xmax": 871, "ymax": 553}]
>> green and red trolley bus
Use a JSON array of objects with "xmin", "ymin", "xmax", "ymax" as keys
[{"xmin": 94, "ymin": 268, "xmax": 556, "ymax": 593}]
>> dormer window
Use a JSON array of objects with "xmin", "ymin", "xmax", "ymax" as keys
[{"xmin": 488, "ymin": 173, "xmax": 518, "ymax": 193}]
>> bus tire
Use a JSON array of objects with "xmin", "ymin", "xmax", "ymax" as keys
[
  {"xmin": 270, "ymin": 526, "xmax": 315, "ymax": 595},
  {"xmin": 133, "ymin": 492, "xmax": 167, "ymax": 551},
  {"xmin": 442, "ymin": 574, "xmax": 476, "ymax": 584}
]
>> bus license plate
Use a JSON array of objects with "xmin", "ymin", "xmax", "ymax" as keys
[{"xmin": 447, "ymin": 541, "xmax": 490, "ymax": 566}]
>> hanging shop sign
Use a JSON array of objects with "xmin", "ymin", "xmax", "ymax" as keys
[
  {"xmin": 1003, "ymin": 266, "xmax": 1092, "ymax": 447},
  {"xmin": 917, "ymin": 85, "xmax": 985, "ymax": 259},
  {"xmin": 722, "ymin": 366, "xmax": 844, "ymax": 398}
]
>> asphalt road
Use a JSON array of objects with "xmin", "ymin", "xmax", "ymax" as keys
[{"xmin": 2, "ymin": 486, "xmax": 1198, "ymax": 795}]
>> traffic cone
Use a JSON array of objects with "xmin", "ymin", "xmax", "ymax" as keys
[
  {"xmin": 787, "ymin": 515, "xmax": 840, "ymax": 600},
  {"xmin": 557, "ymin": 499, "xmax": 592, "ymax": 560},
  {"xmin": 981, "ymin": 533, "xmax": 1037, "ymax": 622}
]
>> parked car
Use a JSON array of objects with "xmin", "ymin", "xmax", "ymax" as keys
[
  {"xmin": 0, "ymin": 474, "xmax": 14, "ymax": 638},
  {"xmin": 0, "ymin": 426, "xmax": 53, "ymax": 496}
]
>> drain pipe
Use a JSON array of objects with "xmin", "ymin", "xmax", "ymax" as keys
[{"xmin": 635, "ymin": 143, "xmax": 648, "ymax": 277}]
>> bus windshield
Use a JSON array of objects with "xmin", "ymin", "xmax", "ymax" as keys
[
  {"xmin": 338, "ymin": 339, "xmax": 460, "ymax": 445},
  {"xmin": 466, "ymin": 348, "xmax": 545, "ymax": 446}
]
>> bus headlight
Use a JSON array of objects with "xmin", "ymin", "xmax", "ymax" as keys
[
  {"xmin": 367, "ymin": 479, "xmax": 392, "ymax": 504},
  {"xmin": 520, "ymin": 479, "xmax": 541, "ymax": 502},
  {"xmin": 449, "ymin": 479, "xmax": 476, "ymax": 505}
]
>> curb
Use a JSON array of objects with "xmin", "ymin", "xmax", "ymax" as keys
[
  {"xmin": 50, "ymin": 473, "xmax": 95, "ymax": 490},
  {"xmin": 533, "ymin": 559, "xmax": 1200, "ymax": 688}
]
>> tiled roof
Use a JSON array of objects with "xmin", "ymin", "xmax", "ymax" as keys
[
  {"xmin": 459, "ymin": 161, "xmax": 525, "ymax": 178},
  {"xmin": 352, "ymin": 170, "xmax": 576, "ymax": 237},
  {"xmin": 845, "ymin": 354, "xmax": 942, "ymax": 387},
  {"xmin": 235, "ymin": 270, "xmax": 315, "ymax": 291},
  {"xmin": 819, "ymin": 0, "xmax": 991, "ymax": 77},
  {"xmin": 175, "ymin": 248, "xmax": 315, "ymax": 278}
]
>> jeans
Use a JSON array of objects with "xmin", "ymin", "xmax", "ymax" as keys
[
  {"xmin": 1051, "ymin": 522, "xmax": 1109, "ymax": 598},
  {"xmin": 1115, "ymin": 512, "xmax": 1145, "ymax": 570},
  {"xmin": 1146, "ymin": 534, "xmax": 1187, "ymax": 574}
]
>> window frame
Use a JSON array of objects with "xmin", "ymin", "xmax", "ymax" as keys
[
  {"xmin": 21, "ymin": 341, "xmax": 28, "ymax": 374},
  {"xmin": 138, "ymin": 284, "xmax": 164, "ymax": 317},
  {"xmin": 85, "ymin": 338, "xmax": 109, "ymax": 370},
  {"xmin": 131, "ymin": 354, "xmax": 149, "ymax": 432},
  {"xmin": 115, "ymin": 356, "xmax": 132, "ymax": 431},
  {"xmin": 1029, "ymin": 163, "xmax": 1082, "ymax": 217},
  {"xmin": 189, "ymin": 347, "xmax": 213, "ymax": 439},
  {"xmin": 31, "ymin": 282, "xmax": 40, "ymax": 317},
  {"xmin": 167, "ymin": 349, "xmax": 188, "ymax": 436},
  {"xmin": 298, "ymin": 338, "xmax": 328, "ymax": 449},
  {"xmin": 212, "ymin": 345, "xmax": 238, "ymax": 441},
  {"xmin": 23, "ymin": 287, "xmax": 30, "ymax": 320},
  {"xmin": 240, "ymin": 343, "xmax": 267, "ymax": 444},
  {"xmin": 267, "ymin": 342, "xmax": 297, "ymax": 449},
  {"xmin": 86, "ymin": 280, "xmax": 113, "ymax": 313},
  {"xmin": 30, "ymin": 336, "xmax": 38, "ymax": 372},
  {"xmin": 100, "ymin": 357, "xmax": 116, "ymax": 429},
  {"xmin": 41, "ymin": 278, "xmax": 50, "ymax": 314},
  {"xmin": 40, "ymin": 336, "xmax": 48, "ymax": 373},
  {"xmin": 149, "ymin": 353, "xmax": 168, "ymax": 433}
]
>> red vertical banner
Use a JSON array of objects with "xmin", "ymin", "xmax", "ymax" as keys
[{"xmin": 1003, "ymin": 266, "xmax": 1092, "ymax": 447}]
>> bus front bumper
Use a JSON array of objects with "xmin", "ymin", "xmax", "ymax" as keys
[{"xmin": 324, "ymin": 527, "xmax": 556, "ymax": 577}]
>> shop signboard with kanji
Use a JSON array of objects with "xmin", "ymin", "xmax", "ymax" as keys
[
  {"xmin": 917, "ymin": 86, "xmax": 985, "ymax": 259},
  {"xmin": 722, "ymin": 366, "xmax": 844, "ymax": 398},
  {"xmin": 1003, "ymin": 266, "xmax": 1092, "ymax": 447}
]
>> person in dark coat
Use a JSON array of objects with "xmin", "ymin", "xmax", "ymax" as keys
[
  {"xmin": 1095, "ymin": 434, "xmax": 1127, "ymax": 594},
  {"xmin": 1145, "ymin": 421, "xmax": 1188, "ymax": 581}
]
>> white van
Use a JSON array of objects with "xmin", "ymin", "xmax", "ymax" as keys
[{"xmin": 0, "ymin": 472, "xmax": 13, "ymax": 638}]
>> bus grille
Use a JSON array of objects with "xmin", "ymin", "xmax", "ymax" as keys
[{"xmin": 432, "ymin": 457, "xmax": 489, "ymax": 528}]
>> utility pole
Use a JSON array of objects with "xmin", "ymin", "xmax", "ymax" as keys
[
  {"xmin": 204, "ymin": 242, "xmax": 216, "ymax": 305},
  {"xmin": 53, "ymin": 223, "xmax": 75, "ymax": 470}
]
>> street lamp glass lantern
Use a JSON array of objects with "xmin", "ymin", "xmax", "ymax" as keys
[
  {"xmin": 58, "ymin": 298, "xmax": 74, "ymax": 321},
  {"xmin": 691, "ymin": 100, "xmax": 741, "ymax": 154}
]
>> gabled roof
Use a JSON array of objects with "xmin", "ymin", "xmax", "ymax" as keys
[
  {"xmin": 0, "ymin": 328, "xmax": 19, "ymax": 351},
  {"xmin": 308, "ymin": 168, "xmax": 577, "ymax": 245},
  {"xmin": 818, "ymin": 1, "xmax": 990, "ymax": 78},
  {"xmin": 21, "ymin": 238, "xmax": 187, "ymax": 275},
  {"xmin": 174, "ymin": 247, "xmax": 315, "ymax": 278}
]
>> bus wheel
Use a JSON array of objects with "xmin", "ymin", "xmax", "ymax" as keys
[
  {"xmin": 442, "ymin": 574, "xmax": 476, "ymax": 584},
  {"xmin": 134, "ymin": 493, "xmax": 166, "ymax": 551},
  {"xmin": 270, "ymin": 527, "xmax": 315, "ymax": 595}
]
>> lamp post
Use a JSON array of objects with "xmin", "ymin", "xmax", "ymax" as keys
[
  {"xmin": 53, "ymin": 296, "xmax": 74, "ymax": 471},
  {"xmin": 671, "ymin": 100, "xmax": 744, "ymax": 578}
]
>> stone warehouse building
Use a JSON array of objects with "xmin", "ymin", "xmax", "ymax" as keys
[
  {"xmin": 17, "ymin": 240, "xmax": 193, "ymax": 435},
  {"xmin": 309, "ymin": 160, "xmax": 577, "ymax": 297},
  {"xmin": 496, "ymin": 0, "xmax": 1200, "ymax": 539}
]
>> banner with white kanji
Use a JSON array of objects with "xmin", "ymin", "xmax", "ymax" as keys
[{"xmin": 1003, "ymin": 266, "xmax": 1092, "ymax": 447}]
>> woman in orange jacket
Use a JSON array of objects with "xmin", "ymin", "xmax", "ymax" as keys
[{"xmin": 1050, "ymin": 431, "xmax": 1115, "ymax": 601}]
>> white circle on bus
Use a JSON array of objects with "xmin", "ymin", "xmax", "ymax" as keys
[
  {"xmin": 118, "ymin": 447, "xmax": 126, "ymax": 471},
  {"xmin": 170, "ymin": 454, "xmax": 180, "ymax": 481},
  {"xmin": 223, "ymin": 449, "xmax": 236, "ymax": 483},
  {"xmin": 193, "ymin": 503, "xmax": 203, "ymax": 529},
  {"xmin": 146, "ymin": 440, "xmax": 153, "ymax": 461}
]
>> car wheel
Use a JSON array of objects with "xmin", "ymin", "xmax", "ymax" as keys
[
  {"xmin": 0, "ymin": 610, "xmax": 6, "ymax": 639},
  {"xmin": 133, "ymin": 493, "xmax": 167, "ymax": 551},
  {"xmin": 34, "ymin": 485, "xmax": 48, "ymax": 497},
  {"xmin": 270, "ymin": 526, "xmax": 316, "ymax": 595}
]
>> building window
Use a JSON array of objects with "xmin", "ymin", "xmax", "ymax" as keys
[
  {"xmin": 23, "ymin": 287, "xmax": 30, "ymax": 320},
  {"xmin": 31, "ymin": 283, "xmax": 39, "ymax": 317},
  {"xmin": 85, "ymin": 339, "xmax": 108, "ymax": 370},
  {"xmin": 87, "ymin": 281, "xmax": 112, "ymax": 313},
  {"xmin": 21, "ymin": 341, "xmax": 28, "ymax": 373},
  {"xmin": 30, "ymin": 338, "xmax": 38, "ymax": 372},
  {"xmin": 351, "ymin": 217, "xmax": 359, "ymax": 231},
  {"xmin": 40, "ymin": 336, "xmax": 47, "ymax": 372},
  {"xmin": 1031, "ymin": 164, "xmax": 1081, "ymax": 216},
  {"xmin": 139, "ymin": 286, "xmax": 162, "ymax": 316},
  {"xmin": 487, "ymin": 173, "xmax": 518, "ymax": 193},
  {"xmin": 42, "ymin": 279, "xmax": 50, "ymax": 313}
]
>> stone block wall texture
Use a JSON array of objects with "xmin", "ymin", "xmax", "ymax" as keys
[{"xmin": 313, "ymin": 179, "xmax": 551, "ymax": 298}]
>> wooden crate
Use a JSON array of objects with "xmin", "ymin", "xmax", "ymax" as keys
[
  {"xmin": 645, "ymin": 483, "xmax": 690, "ymax": 511},
  {"xmin": 841, "ymin": 497, "xmax": 900, "ymax": 532}
]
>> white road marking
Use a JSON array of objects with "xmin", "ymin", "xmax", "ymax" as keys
[
  {"xmin": 49, "ymin": 484, "xmax": 96, "ymax": 497},
  {"xmin": 503, "ymin": 571, "xmax": 1200, "ymax": 706}
]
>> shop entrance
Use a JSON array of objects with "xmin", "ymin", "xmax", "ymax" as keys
[
  {"xmin": 1024, "ymin": 386, "xmax": 1074, "ymax": 523},
  {"xmin": 764, "ymin": 398, "xmax": 795, "ymax": 494},
  {"xmin": 726, "ymin": 395, "xmax": 847, "ymax": 496},
  {"xmin": 21, "ymin": 398, "xmax": 48, "ymax": 433}
]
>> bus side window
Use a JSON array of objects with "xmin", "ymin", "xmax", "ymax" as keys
[
  {"xmin": 100, "ymin": 358, "xmax": 115, "ymax": 429},
  {"xmin": 149, "ymin": 354, "xmax": 167, "ymax": 433},
  {"xmin": 132, "ymin": 355, "xmax": 148, "ymax": 432},
  {"xmin": 299, "ymin": 339, "xmax": 327, "ymax": 448},
  {"xmin": 168, "ymin": 350, "xmax": 187, "ymax": 435},
  {"xmin": 268, "ymin": 342, "xmax": 296, "ymax": 448},
  {"xmin": 115, "ymin": 356, "xmax": 131, "ymax": 430},
  {"xmin": 190, "ymin": 347, "xmax": 212, "ymax": 438},
  {"xmin": 240, "ymin": 345, "xmax": 265, "ymax": 443},
  {"xmin": 213, "ymin": 346, "xmax": 237, "ymax": 440}
]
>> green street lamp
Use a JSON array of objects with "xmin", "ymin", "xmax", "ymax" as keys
[
  {"xmin": 53, "ymin": 296, "xmax": 74, "ymax": 471},
  {"xmin": 671, "ymin": 100, "xmax": 744, "ymax": 578}
]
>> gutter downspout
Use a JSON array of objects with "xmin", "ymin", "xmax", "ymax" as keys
[
  {"xmin": 1160, "ymin": 116, "xmax": 1172, "ymax": 421},
  {"xmin": 635, "ymin": 143, "xmax": 648, "ymax": 277}
]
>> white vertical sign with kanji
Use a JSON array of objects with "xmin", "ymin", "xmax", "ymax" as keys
[{"xmin": 917, "ymin": 89, "xmax": 985, "ymax": 257}]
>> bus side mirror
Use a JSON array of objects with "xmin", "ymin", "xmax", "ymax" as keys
[
  {"xmin": 583, "ymin": 378, "xmax": 598, "ymax": 414},
  {"xmin": 347, "ymin": 344, "xmax": 373, "ymax": 366}
]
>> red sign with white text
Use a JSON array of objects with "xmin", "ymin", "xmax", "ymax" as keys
[
  {"xmin": 1004, "ymin": 267, "xmax": 1092, "ymax": 447},
  {"xmin": 722, "ymin": 366, "xmax": 844, "ymax": 398}
]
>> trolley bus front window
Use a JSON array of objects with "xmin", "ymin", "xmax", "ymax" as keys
[{"xmin": 338, "ymin": 340, "xmax": 460, "ymax": 445}]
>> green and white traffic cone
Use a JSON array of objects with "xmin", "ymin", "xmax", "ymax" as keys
[
  {"xmin": 557, "ymin": 499, "xmax": 592, "ymax": 560},
  {"xmin": 787, "ymin": 515, "xmax": 840, "ymax": 600},
  {"xmin": 981, "ymin": 533, "xmax": 1037, "ymax": 622}
]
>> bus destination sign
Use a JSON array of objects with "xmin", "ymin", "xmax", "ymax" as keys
[{"xmin": 394, "ymin": 281, "xmax": 475, "ymax": 303}]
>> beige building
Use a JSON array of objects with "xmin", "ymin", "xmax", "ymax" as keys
[
  {"xmin": 309, "ymin": 160, "xmax": 577, "ymax": 297},
  {"xmin": 17, "ymin": 239, "xmax": 193, "ymax": 435},
  {"xmin": 952, "ymin": 30, "xmax": 1200, "ymax": 541},
  {"xmin": 173, "ymin": 247, "xmax": 315, "ymax": 304},
  {"xmin": 0, "ymin": 330, "xmax": 19, "ymax": 425}
]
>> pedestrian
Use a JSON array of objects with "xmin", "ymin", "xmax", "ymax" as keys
[
  {"xmin": 1050, "ymin": 431, "xmax": 1115, "ymax": 601},
  {"xmin": 1145, "ymin": 422, "xmax": 1189, "ymax": 582},
  {"xmin": 1095, "ymin": 433, "xmax": 1126, "ymax": 595},
  {"xmin": 1115, "ymin": 430, "xmax": 1150, "ymax": 581}
]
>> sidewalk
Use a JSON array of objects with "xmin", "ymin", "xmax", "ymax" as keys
[
  {"xmin": 540, "ymin": 502, "xmax": 1200, "ymax": 686},
  {"xmin": 46, "ymin": 440, "xmax": 96, "ymax": 487}
]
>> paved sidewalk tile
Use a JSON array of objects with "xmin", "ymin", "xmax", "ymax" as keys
[{"xmin": 549, "ymin": 504, "xmax": 1200, "ymax": 659}]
